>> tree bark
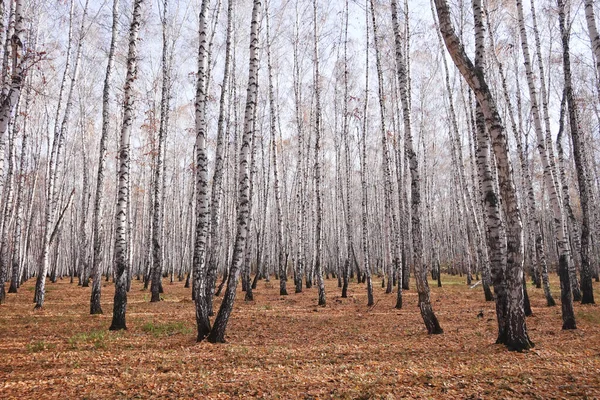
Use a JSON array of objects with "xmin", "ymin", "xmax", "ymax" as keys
[{"xmin": 584, "ymin": 0, "xmax": 600, "ymax": 97}]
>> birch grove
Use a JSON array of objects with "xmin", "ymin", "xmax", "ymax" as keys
[{"xmin": 0, "ymin": 0, "xmax": 597, "ymax": 352}]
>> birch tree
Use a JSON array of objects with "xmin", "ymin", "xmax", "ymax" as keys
[
  {"xmin": 369, "ymin": 0, "xmax": 402, "ymax": 308},
  {"xmin": 206, "ymin": 0, "xmax": 233, "ymax": 315},
  {"xmin": 434, "ymin": 0, "xmax": 534, "ymax": 350},
  {"xmin": 206, "ymin": 0, "xmax": 262, "ymax": 343},
  {"xmin": 90, "ymin": 0, "xmax": 119, "ymax": 315},
  {"xmin": 265, "ymin": 0, "xmax": 287, "ymax": 296},
  {"xmin": 109, "ymin": 0, "xmax": 144, "ymax": 331},
  {"xmin": 150, "ymin": 0, "xmax": 171, "ymax": 303},
  {"xmin": 516, "ymin": 0, "xmax": 574, "ymax": 323},
  {"xmin": 362, "ymin": 0, "xmax": 374, "ymax": 307},
  {"xmin": 0, "ymin": 0, "xmax": 24, "ymax": 301},
  {"xmin": 7, "ymin": 72, "xmax": 30, "ymax": 294},
  {"xmin": 557, "ymin": 0, "xmax": 595, "ymax": 305},
  {"xmin": 35, "ymin": 0, "xmax": 88, "ymax": 309},
  {"xmin": 193, "ymin": 0, "xmax": 211, "ymax": 340},
  {"xmin": 584, "ymin": 0, "xmax": 600, "ymax": 93},
  {"xmin": 391, "ymin": 0, "xmax": 442, "ymax": 334},
  {"xmin": 312, "ymin": 0, "xmax": 326, "ymax": 307}
]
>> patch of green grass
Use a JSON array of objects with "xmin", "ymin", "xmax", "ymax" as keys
[
  {"xmin": 141, "ymin": 321, "xmax": 192, "ymax": 337},
  {"xmin": 27, "ymin": 340, "xmax": 54, "ymax": 353},
  {"xmin": 68, "ymin": 329, "xmax": 110, "ymax": 349},
  {"xmin": 576, "ymin": 310, "xmax": 600, "ymax": 325}
]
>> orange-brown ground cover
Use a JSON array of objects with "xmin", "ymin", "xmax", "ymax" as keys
[{"xmin": 1, "ymin": 274, "xmax": 599, "ymax": 399}]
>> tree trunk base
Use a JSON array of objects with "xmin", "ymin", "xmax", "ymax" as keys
[
  {"xmin": 150, "ymin": 293, "xmax": 161, "ymax": 302},
  {"xmin": 503, "ymin": 336, "xmax": 534, "ymax": 352},
  {"xmin": 483, "ymin": 285, "xmax": 493, "ymax": 301},
  {"xmin": 581, "ymin": 279, "xmax": 595, "ymax": 304},
  {"xmin": 420, "ymin": 305, "xmax": 443, "ymax": 334},
  {"xmin": 109, "ymin": 322, "xmax": 127, "ymax": 331},
  {"xmin": 523, "ymin": 278, "xmax": 532, "ymax": 317},
  {"xmin": 395, "ymin": 297, "xmax": 402, "ymax": 309},
  {"xmin": 562, "ymin": 319, "xmax": 576, "ymax": 330},
  {"xmin": 196, "ymin": 319, "xmax": 211, "ymax": 342},
  {"xmin": 90, "ymin": 305, "xmax": 103, "ymax": 315}
]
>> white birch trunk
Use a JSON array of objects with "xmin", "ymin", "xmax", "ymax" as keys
[
  {"xmin": 90, "ymin": 0, "xmax": 119, "ymax": 315},
  {"xmin": 392, "ymin": 0, "xmax": 442, "ymax": 334},
  {"xmin": 207, "ymin": 0, "xmax": 262, "ymax": 343},
  {"xmin": 435, "ymin": 0, "xmax": 533, "ymax": 350},
  {"xmin": 150, "ymin": 0, "xmax": 171, "ymax": 303},
  {"xmin": 109, "ymin": 0, "xmax": 143, "ymax": 330},
  {"xmin": 312, "ymin": 0, "xmax": 326, "ymax": 306},
  {"xmin": 265, "ymin": 3, "xmax": 286, "ymax": 296},
  {"xmin": 206, "ymin": 0, "xmax": 233, "ymax": 315},
  {"xmin": 193, "ymin": 0, "xmax": 212, "ymax": 340},
  {"xmin": 362, "ymin": 0, "xmax": 374, "ymax": 306}
]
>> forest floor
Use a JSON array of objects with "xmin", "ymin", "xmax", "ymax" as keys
[{"xmin": 1, "ymin": 274, "xmax": 599, "ymax": 399}]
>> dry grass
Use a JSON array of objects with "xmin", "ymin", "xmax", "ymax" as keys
[{"xmin": 1, "ymin": 274, "xmax": 599, "ymax": 399}]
